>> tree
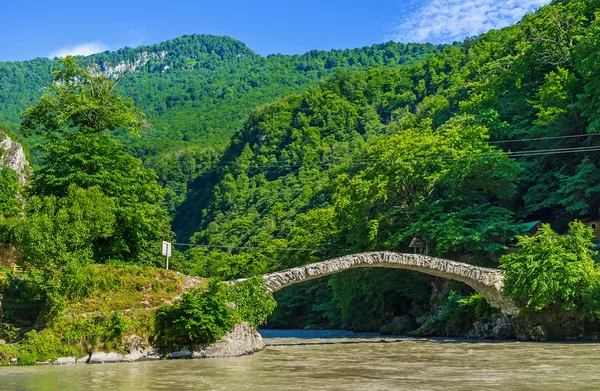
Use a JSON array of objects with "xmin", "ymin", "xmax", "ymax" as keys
[
  {"xmin": 333, "ymin": 115, "xmax": 521, "ymax": 254},
  {"xmin": 18, "ymin": 186, "xmax": 116, "ymax": 272},
  {"xmin": 21, "ymin": 56, "xmax": 142, "ymax": 136},
  {"xmin": 20, "ymin": 57, "xmax": 171, "ymax": 265},
  {"xmin": 499, "ymin": 221, "xmax": 600, "ymax": 312},
  {"xmin": 558, "ymin": 157, "xmax": 600, "ymax": 216},
  {"xmin": 0, "ymin": 166, "xmax": 21, "ymax": 219},
  {"xmin": 575, "ymin": 11, "xmax": 600, "ymax": 133}
]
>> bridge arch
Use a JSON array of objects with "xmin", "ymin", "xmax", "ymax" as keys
[{"xmin": 256, "ymin": 252, "xmax": 518, "ymax": 316}]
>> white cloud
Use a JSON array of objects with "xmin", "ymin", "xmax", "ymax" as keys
[
  {"xmin": 48, "ymin": 42, "xmax": 109, "ymax": 58},
  {"xmin": 388, "ymin": 0, "xmax": 551, "ymax": 44}
]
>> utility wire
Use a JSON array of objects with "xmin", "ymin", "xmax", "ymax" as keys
[
  {"xmin": 489, "ymin": 133, "xmax": 600, "ymax": 144},
  {"xmin": 194, "ymin": 145, "xmax": 600, "ymax": 170},
  {"xmin": 171, "ymin": 242, "xmax": 351, "ymax": 252},
  {"xmin": 181, "ymin": 133, "xmax": 600, "ymax": 167}
]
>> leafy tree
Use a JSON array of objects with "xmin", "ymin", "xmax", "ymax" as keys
[
  {"xmin": 21, "ymin": 56, "xmax": 142, "ymax": 136},
  {"xmin": 334, "ymin": 115, "xmax": 521, "ymax": 254},
  {"xmin": 558, "ymin": 157, "xmax": 600, "ymax": 216},
  {"xmin": 20, "ymin": 57, "xmax": 171, "ymax": 264},
  {"xmin": 500, "ymin": 221, "xmax": 600, "ymax": 312},
  {"xmin": 18, "ymin": 186, "xmax": 116, "ymax": 272},
  {"xmin": 575, "ymin": 10, "xmax": 600, "ymax": 133}
]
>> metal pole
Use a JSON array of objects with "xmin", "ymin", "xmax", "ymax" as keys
[{"xmin": 166, "ymin": 254, "xmax": 170, "ymax": 270}]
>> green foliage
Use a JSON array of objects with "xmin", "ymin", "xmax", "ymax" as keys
[
  {"xmin": 13, "ymin": 330, "xmax": 79, "ymax": 366},
  {"xmin": 1, "ymin": 36, "xmax": 440, "ymax": 153},
  {"xmin": 268, "ymin": 279, "xmax": 342, "ymax": 329},
  {"xmin": 334, "ymin": 115, "xmax": 521, "ymax": 253},
  {"xmin": 425, "ymin": 291, "xmax": 495, "ymax": 336},
  {"xmin": 21, "ymin": 56, "xmax": 142, "ymax": 136},
  {"xmin": 0, "ymin": 264, "xmax": 205, "ymax": 364},
  {"xmin": 226, "ymin": 277, "xmax": 277, "ymax": 327},
  {"xmin": 21, "ymin": 58, "xmax": 172, "ymax": 266},
  {"xmin": 575, "ymin": 10, "xmax": 600, "ymax": 133},
  {"xmin": 156, "ymin": 280, "xmax": 237, "ymax": 346},
  {"xmin": 1, "ymin": 274, "xmax": 46, "ymax": 325},
  {"xmin": 18, "ymin": 186, "xmax": 116, "ymax": 271},
  {"xmin": 57, "ymin": 311, "xmax": 131, "ymax": 354},
  {"xmin": 171, "ymin": 1, "xmax": 600, "ymax": 327},
  {"xmin": 500, "ymin": 221, "xmax": 600, "ymax": 312},
  {"xmin": 0, "ymin": 166, "xmax": 22, "ymax": 244},
  {"xmin": 329, "ymin": 269, "xmax": 433, "ymax": 330},
  {"xmin": 558, "ymin": 157, "xmax": 600, "ymax": 216},
  {"xmin": 5, "ymin": 0, "xmax": 600, "ymax": 339},
  {"xmin": 0, "ymin": 167, "xmax": 21, "ymax": 219}
]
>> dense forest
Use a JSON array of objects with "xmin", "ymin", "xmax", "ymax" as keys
[
  {"xmin": 170, "ymin": 0, "xmax": 600, "ymax": 329},
  {"xmin": 1, "ymin": 0, "xmax": 600, "ymax": 364},
  {"xmin": 0, "ymin": 36, "xmax": 440, "ymax": 153}
]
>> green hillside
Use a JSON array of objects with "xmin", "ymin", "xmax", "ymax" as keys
[
  {"xmin": 2, "ymin": 0, "xmax": 600, "ymax": 342},
  {"xmin": 171, "ymin": 0, "xmax": 600, "ymax": 329},
  {"xmin": 0, "ymin": 35, "xmax": 440, "ymax": 154}
]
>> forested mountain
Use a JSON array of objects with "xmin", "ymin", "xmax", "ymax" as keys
[
  {"xmin": 168, "ymin": 0, "xmax": 600, "ymax": 328},
  {"xmin": 0, "ymin": 35, "xmax": 440, "ymax": 154}
]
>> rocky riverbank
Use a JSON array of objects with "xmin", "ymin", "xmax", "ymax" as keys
[{"xmin": 33, "ymin": 322, "xmax": 264, "ymax": 365}]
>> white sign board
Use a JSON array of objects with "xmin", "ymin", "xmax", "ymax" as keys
[{"xmin": 162, "ymin": 241, "xmax": 172, "ymax": 257}]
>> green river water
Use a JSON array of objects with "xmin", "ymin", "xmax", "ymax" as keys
[{"xmin": 1, "ymin": 330, "xmax": 599, "ymax": 390}]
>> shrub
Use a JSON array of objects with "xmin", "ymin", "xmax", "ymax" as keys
[
  {"xmin": 226, "ymin": 276, "xmax": 277, "ymax": 327},
  {"xmin": 500, "ymin": 221, "xmax": 600, "ymax": 312},
  {"xmin": 1, "ymin": 274, "xmax": 46, "ymax": 325},
  {"xmin": 15, "ymin": 330, "xmax": 78, "ymax": 365},
  {"xmin": 425, "ymin": 291, "xmax": 495, "ymax": 335},
  {"xmin": 155, "ymin": 280, "xmax": 237, "ymax": 347}
]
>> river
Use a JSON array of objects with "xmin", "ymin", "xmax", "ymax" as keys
[{"xmin": 1, "ymin": 330, "xmax": 600, "ymax": 390}]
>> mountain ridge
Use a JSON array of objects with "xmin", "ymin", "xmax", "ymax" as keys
[{"xmin": 0, "ymin": 34, "xmax": 441, "ymax": 152}]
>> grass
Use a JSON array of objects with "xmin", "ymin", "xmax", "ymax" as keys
[{"xmin": 0, "ymin": 263, "xmax": 208, "ymax": 365}]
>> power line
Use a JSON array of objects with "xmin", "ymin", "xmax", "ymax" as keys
[
  {"xmin": 196, "ymin": 145, "xmax": 600, "ymax": 170},
  {"xmin": 171, "ymin": 242, "xmax": 351, "ymax": 252},
  {"xmin": 489, "ymin": 133, "xmax": 600, "ymax": 144},
  {"xmin": 181, "ymin": 133, "xmax": 600, "ymax": 168}
]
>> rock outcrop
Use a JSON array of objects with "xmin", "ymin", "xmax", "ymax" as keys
[
  {"xmin": 171, "ymin": 322, "xmax": 264, "ymax": 359},
  {"xmin": 466, "ymin": 314, "xmax": 515, "ymax": 339},
  {"xmin": 379, "ymin": 315, "xmax": 418, "ymax": 335},
  {"xmin": 91, "ymin": 51, "xmax": 168, "ymax": 79},
  {"xmin": 0, "ymin": 133, "xmax": 28, "ymax": 184}
]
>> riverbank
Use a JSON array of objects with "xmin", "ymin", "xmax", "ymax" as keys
[
  {"xmin": 0, "ymin": 265, "xmax": 278, "ymax": 366},
  {"xmin": 2, "ymin": 262, "xmax": 599, "ymax": 367},
  {"xmin": 24, "ymin": 322, "xmax": 264, "ymax": 365},
  {"xmin": 0, "ymin": 265, "xmax": 206, "ymax": 365}
]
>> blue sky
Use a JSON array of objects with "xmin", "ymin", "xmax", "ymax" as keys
[{"xmin": 0, "ymin": 0, "xmax": 550, "ymax": 62}]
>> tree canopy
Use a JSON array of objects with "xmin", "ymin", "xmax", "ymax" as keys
[{"xmin": 18, "ymin": 57, "xmax": 171, "ymax": 266}]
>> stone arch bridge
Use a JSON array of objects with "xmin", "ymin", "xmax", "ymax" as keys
[{"xmin": 243, "ymin": 252, "xmax": 519, "ymax": 316}]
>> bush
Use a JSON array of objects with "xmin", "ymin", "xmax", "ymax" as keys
[
  {"xmin": 1, "ymin": 274, "xmax": 46, "ymax": 325},
  {"xmin": 58, "ymin": 311, "xmax": 131, "ymax": 354},
  {"xmin": 155, "ymin": 280, "xmax": 237, "ymax": 347},
  {"xmin": 425, "ymin": 291, "xmax": 495, "ymax": 335},
  {"xmin": 500, "ymin": 221, "xmax": 600, "ymax": 312},
  {"xmin": 14, "ymin": 330, "xmax": 79, "ymax": 366},
  {"xmin": 226, "ymin": 276, "xmax": 277, "ymax": 327}
]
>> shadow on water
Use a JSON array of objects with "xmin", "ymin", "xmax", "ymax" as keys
[{"xmin": 259, "ymin": 328, "xmax": 600, "ymax": 346}]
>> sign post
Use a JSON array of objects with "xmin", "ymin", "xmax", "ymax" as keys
[{"xmin": 162, "ymin": 241, "xmax": 172, "ymax": 270}]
